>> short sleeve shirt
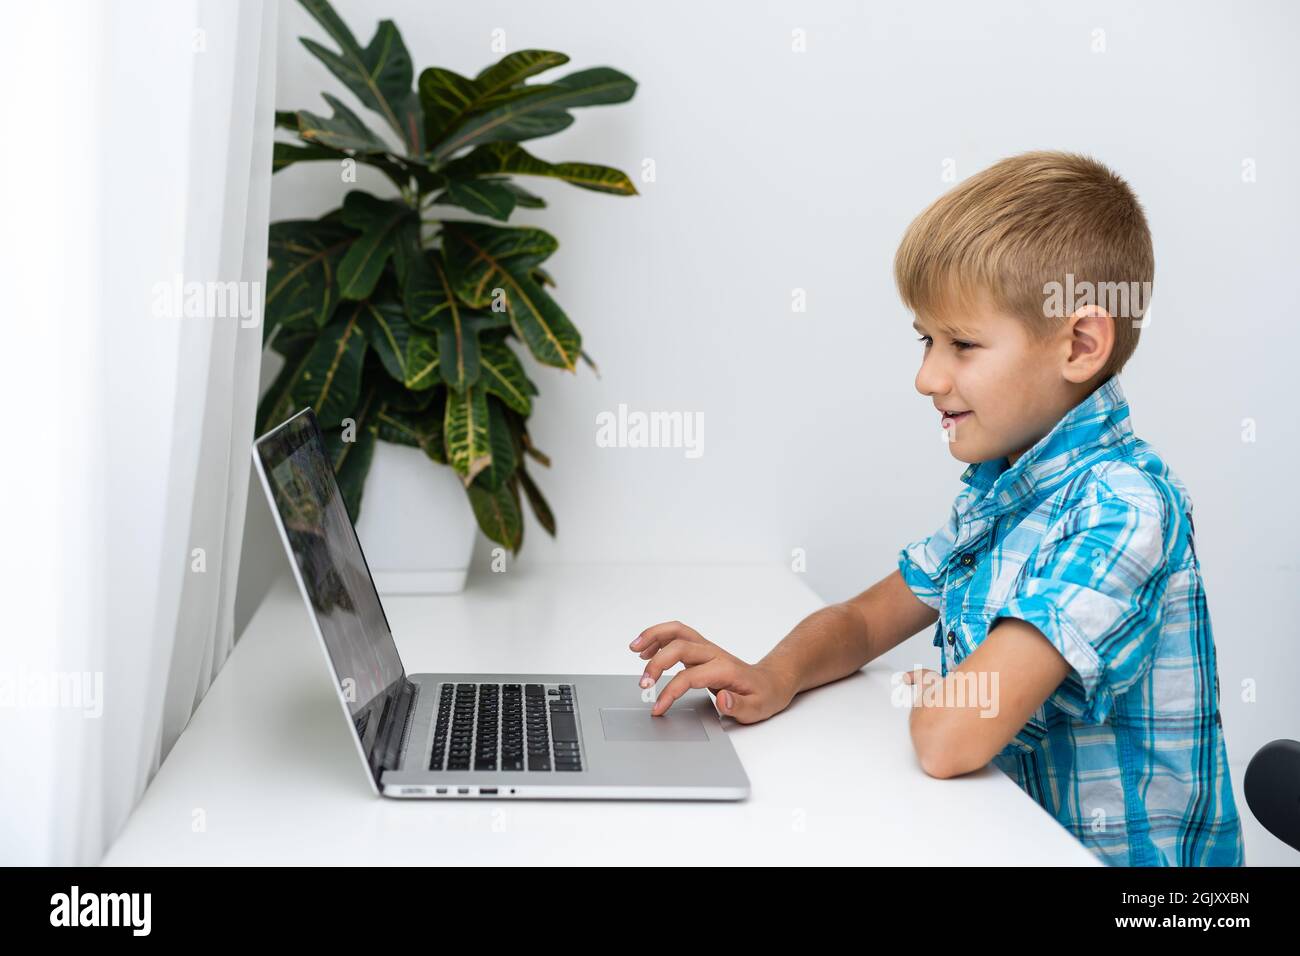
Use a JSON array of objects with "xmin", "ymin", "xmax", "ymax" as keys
[{"xmin": 898, "ymin": 374, "xmax": 1244, "ymax": 866}]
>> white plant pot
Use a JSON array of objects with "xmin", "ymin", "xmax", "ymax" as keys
[{"xmin": 353, "ymin": 439, "xmax": 477, "ymax": 594}]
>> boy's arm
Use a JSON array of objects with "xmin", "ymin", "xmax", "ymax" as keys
[
  {"xmin": 907, "ymin": 618, "xmax": 1070, "ymax": 778},
  {"xmin": 634, "ymin": 569, "xmax": 940, "ymax": 722},
  {"xmin": 761, "ymin": 569, "xmax": 939, "ymax": 696},
  {"xmin": 908, "ymin": 488, "xmax": 1171, "ymax": 777}
]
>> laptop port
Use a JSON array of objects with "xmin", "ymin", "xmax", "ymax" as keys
[
  {"xmin": 458, "ymin": 787, "xmax": 469, "ymax": 794},
  {"xmin": 480, "ymin": 787, "xmax": 498, "ymax": 795},
  {"xmin": 435, "ymin": 787, "xmax": 447, "ymax": 794}
]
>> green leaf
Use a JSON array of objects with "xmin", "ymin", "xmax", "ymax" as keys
[
  {"xmin": 474, "ymin": 396, "xmax": 517, "ymax": 491},
  {"xmin": 267, "ymin": 322, "xmax": 318, "ymax": 357},
  {"xmin": 417, "ymin": 51, "xmax": 567, "ymax": 150},
  {"xmin": 272, "ymin": 136, "xmax": 410, "ymax": 190},
  {"xmin": 403, "ymin": 329, "xmax": 441, "ymax": 390},
  {"xmin": 517, "ymin": 465, "xmax": 556, "ymax": 536},
  {"xmin": 497, "ymin": 179, "xmax": 546, "ymax": 209},
  {"xmin": 441, "ymin": 220, "xmax": 558, "ymax": 295},
  {"xmin": 376, "ymin": 397, "xmax": 447, "ymax": 464},
  {"xmin": 474, "ymin": 50, "xmax": 570, "ymax": 97},
  {"xmin": 371, "ymin": 371, "xmax": 436, "ymax": 411},
  {"xmin": 428, "ymin": 67, "xmax": 637, "ymax": 161},
  {"xmin": 442, "ymin": 222, "xmax": 579, "ymax": 370},
  {"xmin": 444, "ymin": 385, "xmax": 492, "ymax": 484},
  {"xmin": 437, "ymin": 179, "xmax": 517, "ymax": 221},
  {"xmin": 357, "ymin": 298, "xmax": 411, "ymax": 383},
  {"xmin": 442, "ymin": 142, "xmax": 637, "ymax": 195},
  {"xmin": 256, "ymin": 343, "xmax": 313, "ymax": 435},
  {"xmin": 273, "ymin": 141, "xmax": 342, "ymax": 172},
  {"xmin": 418, "ymin": 67, "xmax": 486, "ymax": 151},
  {"xmin": 388, "ymin": 217, "xmax": 423, "ymax": 288},
  {"xmin": 547, "ymin": 65, "xmax": 638, "ymax": 109},
  {"xmin": 404, "ymin": 248, "xmax": 460, "ymax": 328},
  {"xmin": 432, "ymin": 309, "xmax": 507, "ymax": 392},
  {"xmin": 404, "ymin": 248, "xmax": 508, "ymax": 390},
  {"xmin": 426, "ymin": 88, "xmax": 572, "ymax": 162},
  {"xmin": 296, "ymin": 93, "xmax": 392, "ymax": 153},
  {"xmin": 290, "ymin": 303, "xmax": 368, "ymax": 428},
  {"xmin": 337, "ymin": 191, "xmax": 413, "ymax": 300},
  {"xmin": 479, "ymin": 338, "xmax": 535, "ymax": 414},
  {"xmin": 428, "ymin": 306, "xmax": 486, "ymax": 392},
  {"xmin": 499, "ymin": 272, "xmax": 580, "ymax": 370},
  {"xmin": 322, "ymin": 386, "xmax": 380, "ymax": 521},
  {"xmin": 522, "ymin": 435, "xmax": 551, "ymax": 468},
  {"xmin": 374, "ymin": 407, "xmax": 418, "ymax": 447},
  {"xmin": 298, "ymin": 0, "xmax": 423, "ymax": 154},
  {"xmin": 467, "ymin": 478, "xmax": 523, "ymax": 552},
  {"xmin": 266, "ymin": 216, "xmax": 356, "ymax": 336}
]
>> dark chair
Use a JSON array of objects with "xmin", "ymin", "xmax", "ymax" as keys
[{"xmin": 1244, "ymin": 739, "xmax": 1300, "ymax": 852}]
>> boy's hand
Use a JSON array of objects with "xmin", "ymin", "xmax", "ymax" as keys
[
  {"xmin": 630, "ymin": 621, "xmax": 795, "ymax": 722},
  {"xmin": 900, "ymin": 666, "xmax": 940, "ymax": 704}
]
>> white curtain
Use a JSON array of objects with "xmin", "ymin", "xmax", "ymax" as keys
[{"xmin": 0, "ymin": 0, "xmax": 277, "ymax": 865}]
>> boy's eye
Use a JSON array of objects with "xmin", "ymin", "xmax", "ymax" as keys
[{"xmin": 916, "ymin": 334, "xmax": 974, "ymax": 351}]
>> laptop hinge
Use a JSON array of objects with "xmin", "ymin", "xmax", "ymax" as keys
[{"xmin": 373, "ymin": 678, "xmax": 419, "ymax": 777}]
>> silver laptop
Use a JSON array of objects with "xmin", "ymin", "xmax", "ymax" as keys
[{"xmin": 253, "ymin": 408, "xmax": 750, "ymax": 800}]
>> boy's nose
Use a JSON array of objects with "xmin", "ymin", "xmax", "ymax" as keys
[{"xmin": 914, "ymin": 352, "xmax": 951, "ymax": 399}]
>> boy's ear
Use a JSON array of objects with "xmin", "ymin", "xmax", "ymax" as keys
[{"xmin": 1062, "ymin": 304, "xmax": 1115, "ymax": 383}]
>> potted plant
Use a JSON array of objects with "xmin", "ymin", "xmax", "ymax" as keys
[{"xmin": 259, "ymin": 0, "xmax": 637, "ymax": 592}]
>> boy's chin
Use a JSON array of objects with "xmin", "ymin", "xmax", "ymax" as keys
[
  {"xmin": 943, "ymin": 440, "xmax": 979, "ymax": 464},
  {"xmin": 943, "ymin": 440, "xmax": 998, "ymax": 465}
]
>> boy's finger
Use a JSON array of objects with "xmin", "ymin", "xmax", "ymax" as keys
[
  {"xmin": 638, "ymin": 641, "xmax": 668, "ymax": 660},
  {"xmin": 715, "ymin": 688, "xmax": 758, "ymax": 722},
  {"xmin": 629, "ymin": 620, "xmax": 705, "ymax": 653},
  {"xmin": 650, "ymin": 660, "xmax": 728, "ymax": 716},
  {"xmin": 640, "ymin": 639, "xmax": 719, "ymax": 687}
]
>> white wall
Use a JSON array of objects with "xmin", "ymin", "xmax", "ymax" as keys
[{"xmin": 238, "ymin": 0, "xmax": 1300, "ymax": 863}]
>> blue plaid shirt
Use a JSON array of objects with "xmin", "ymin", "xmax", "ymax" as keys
[{"xmin": 898, "ymin": 374, "xmax": 1244, "ymax": 866}]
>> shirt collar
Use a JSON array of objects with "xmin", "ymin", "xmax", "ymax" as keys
[{"xmin": 959, "ymin": 374, "xmax": 1134, "ymax": 517}]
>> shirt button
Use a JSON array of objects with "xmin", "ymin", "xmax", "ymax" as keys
[
  {"xmin": 960, "ymin": 554, "xmax": 974, "ymax": 567},
  {"xmin": 946, "ymin": 629, "xmax": 956, "ymax": 646}
]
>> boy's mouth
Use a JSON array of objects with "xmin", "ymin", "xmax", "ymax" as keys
[{"xmin": 940, "ymin": 410, "xmax": 971, "ymax": 428}]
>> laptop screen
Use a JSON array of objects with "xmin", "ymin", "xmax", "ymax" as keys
[{"xmin": 253, "ymin": 408, "xmax": 407, "ymax": 783}]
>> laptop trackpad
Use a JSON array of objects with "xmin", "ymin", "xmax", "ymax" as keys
[{"xmin": 599, "ymin": 707, "xmax": 709, "ymax": 742}]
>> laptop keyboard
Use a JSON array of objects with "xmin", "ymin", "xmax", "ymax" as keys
[{"xmin": 429, "ymin": 682, "xmax": 583, "ymax": 772}]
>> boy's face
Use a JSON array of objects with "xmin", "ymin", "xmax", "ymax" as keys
[{"xmin": 913, "ymin": 301, "xmax": 1084, "ymax": 466}]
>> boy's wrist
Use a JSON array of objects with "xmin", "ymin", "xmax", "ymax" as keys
[{"xmin": 756, "ymin": 658, "xmax": 801, "ymax": 704}]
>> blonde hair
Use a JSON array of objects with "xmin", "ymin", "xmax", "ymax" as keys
[{"xmin": 894, "ymin": 150, "xmax": 1154, "ymax": 379}]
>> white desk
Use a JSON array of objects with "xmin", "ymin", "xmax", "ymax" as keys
[{"xmin": 103, "ymin": 563, "xmax": 1099, "ymax": 865}]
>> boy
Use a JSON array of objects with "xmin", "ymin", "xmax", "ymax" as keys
[{"xmin": 630, "ymin": 151, "xmax": 1244, "ymax": 866}]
